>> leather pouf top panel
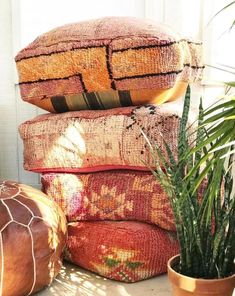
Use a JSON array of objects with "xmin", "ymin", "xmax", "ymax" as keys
[
  {"xmin": 41, "ymin": 171, "xmax": 175, "ymax": 231},
  {"xmin": 0, "ymin": 180, "xmax": 67, "ymax": 296},
  {"xmin": 15, "ymin": 17, "xmax": 203, "ymax": 112},
  {"xmin": 65, "ymin": 221, "xmax": 179, "ymax": 282},
  {"xmin": 19, "ymin": 102, "xmax": 196, "ymax": 173}
]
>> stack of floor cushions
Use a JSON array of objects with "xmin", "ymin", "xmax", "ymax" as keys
[{"xmin": 16, "ymin": 17, "xmax": 203, "ymax": 282}]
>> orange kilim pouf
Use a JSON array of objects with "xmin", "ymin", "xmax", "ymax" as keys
[
  {"xmin": 41, "ymin": 171, "xmax": 175, "ymax": 231},
  {"xmin": 0, "ymin": 180, "xmax": 67, "ymax": 296},
  {"xmin": 65, "ymin": 221, "xmax": 179, "ymax": 282},
  {"xmin": 15, "ymin": 17, "xmax": 203, "ymax": 113}
]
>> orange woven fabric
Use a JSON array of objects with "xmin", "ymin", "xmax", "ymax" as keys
[
  {"xmin": 15, "ymin": 17, "xmax": 203, "ymax": 112},
  {"xmin": 65, "ymin": 221, "xmax": 179, "ymax": 282},
  {"xmin": 41, "ymin": 171, "xmax": 175, "ymax": 231}
]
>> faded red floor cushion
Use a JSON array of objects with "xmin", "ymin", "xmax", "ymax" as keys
[
  {"xmin": 15, "ymin": 17, "xmax": 203, "ymax": 112},
  {"xmin": 41, "ymin": 171, "xmax": 175, "ymax": 231},
  {"xmin": 19, "ymin": 102, "xmax": 195, "ymax": 173},
  {"xmin": 0, "ymin": 180, "xmax": 67, "ymax": 296},
  {"xmin": 65, "ymin": 221, "xmax": 179, "ymax": 282}
]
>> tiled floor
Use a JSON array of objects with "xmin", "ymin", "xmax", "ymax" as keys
[{"xmin": 36, "ymin": 263, "xmax": 172, "ymax": 296}]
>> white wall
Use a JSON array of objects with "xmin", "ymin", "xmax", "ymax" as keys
[
  {"xmin": 0, "ymin": 0, "xmax": 18, "ymax": 182},
  {"xmin": 0, "ymin": 0, "xmax": 232, "ymax": 187}
]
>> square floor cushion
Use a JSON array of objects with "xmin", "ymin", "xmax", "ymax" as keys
[
  {"xmin": 41, "ymin": 171, "xmax": 175, "ymax": 231},
  {"xmin": 65, "ymin": 221, "xmax": 179, "ymax": 282},
  {"xmin": 15, "ymin": 17, "xmax": 204, "ymax": 112},
  {"xmin": 19, "ymin": 102, "xmax": 196, "ymax": 173}
]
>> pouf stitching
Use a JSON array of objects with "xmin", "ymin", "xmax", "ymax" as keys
[
  {"xmin": 0, "ymin": 199, "xmax": 37, "ymax": 295},
  {"xmin": 0, "ymin": 181, "xmax": 67, "ymax": 296}
]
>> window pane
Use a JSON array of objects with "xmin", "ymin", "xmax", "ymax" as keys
[{"xmin": 203, "ymin": 0, "xmax": 235, "ymax": 82}]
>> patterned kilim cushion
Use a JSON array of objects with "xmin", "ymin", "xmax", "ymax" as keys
[
  {"xmin": 19, "ymin": 102, "xmax": 196, "ymax": 173},
  {"xmin": 65, "ymin": 221, "xmax": 179, "ymax": 282},
  {"xmin": 41, "ymin": 171, "xmax": 175, "ymax": 231},
  {"xmin": 15, "ymin": 17, "xmax": 204, "ymax": 112}
]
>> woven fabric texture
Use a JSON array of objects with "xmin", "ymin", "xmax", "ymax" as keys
[
  {"xmin": 29, "ymin": 81, "xmax": 187, "ymax": 113},
  {"xmin": 15, "ymin": 17, "xmax": 203, "ymax": 111},
  {"xmin": 19, "ymin": 102, "xmax": 195, "ymax": 173},
  {"xmin": 65, "ymin": 221, "xmax": 179, "ymax": 282},
  {"xmin": 41, "ymin": 171, "xmax": 175, "ymax": 231}
]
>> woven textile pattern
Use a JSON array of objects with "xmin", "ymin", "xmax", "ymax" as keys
[
  {"xmin": 30, "ymin": 81, "xmax": 187, "ymax": 113},
  {"xmin": 15, "ymin": 17, "xmax": 203, "ymax": 111},
  {"xmin": 19, "ymin": 102, "xmax": 195, "ymax": 173},
  {"xmin": 65, "ymin": 221, "xmax": 179, "ymax": 282},
  {"xmin": 41, "ymin": 171, "xmax": 175, "ymax": 231}
]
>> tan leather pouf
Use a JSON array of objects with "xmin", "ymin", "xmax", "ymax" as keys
[{"xmin": 0, "ymin": 180, "xmax": 67, "ymax": 296}]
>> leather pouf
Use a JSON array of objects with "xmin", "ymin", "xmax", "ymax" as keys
[
  {"xmin": 65, "ymin": 221, "xmax": 179, "ymax": 282},
  {"xmin": 0, "ymin": 180, "xmax": 67, "ymax": 296}
]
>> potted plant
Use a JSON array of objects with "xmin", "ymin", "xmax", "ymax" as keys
[{"xmin": 144, "ymin": 86, "xmax": 235, "ymax": 296}]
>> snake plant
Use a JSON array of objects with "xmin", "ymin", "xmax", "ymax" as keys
[{"xmin": 144, "ymin": 86, "xmax": 235, "ymax": 279}]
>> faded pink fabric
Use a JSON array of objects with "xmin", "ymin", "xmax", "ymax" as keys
[
  {"xmin": 16, "ymin": 17, "xmax": 181, "ymax": 60},
  {"xmin": 19, "ymin": 102, "xmax": 196, "ymax": 173}
]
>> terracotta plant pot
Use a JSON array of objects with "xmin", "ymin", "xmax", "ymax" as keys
[{"xmin": 167, "ymin": 255, "xmax": 235, "ymax": 296}]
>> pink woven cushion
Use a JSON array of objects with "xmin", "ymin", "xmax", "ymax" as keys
[
  {"xmin": 41, "ymin": 171, "xmax": 175, "ymax": 231},
  {"xmin": 19, "ymin": 102, "xmax": 195, "ymax": 173},
  {"xmin": 65, "ymin": 221, "xmax": 179, "ymax": 282},
  {"xmin": 15, "ymin": 17, "xmax": 203, "ymax": 112}
]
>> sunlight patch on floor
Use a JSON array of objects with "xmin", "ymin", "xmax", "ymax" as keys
[{"xmin": 36, "ymin": 263, "xmax": 172, "ymax": 296}]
